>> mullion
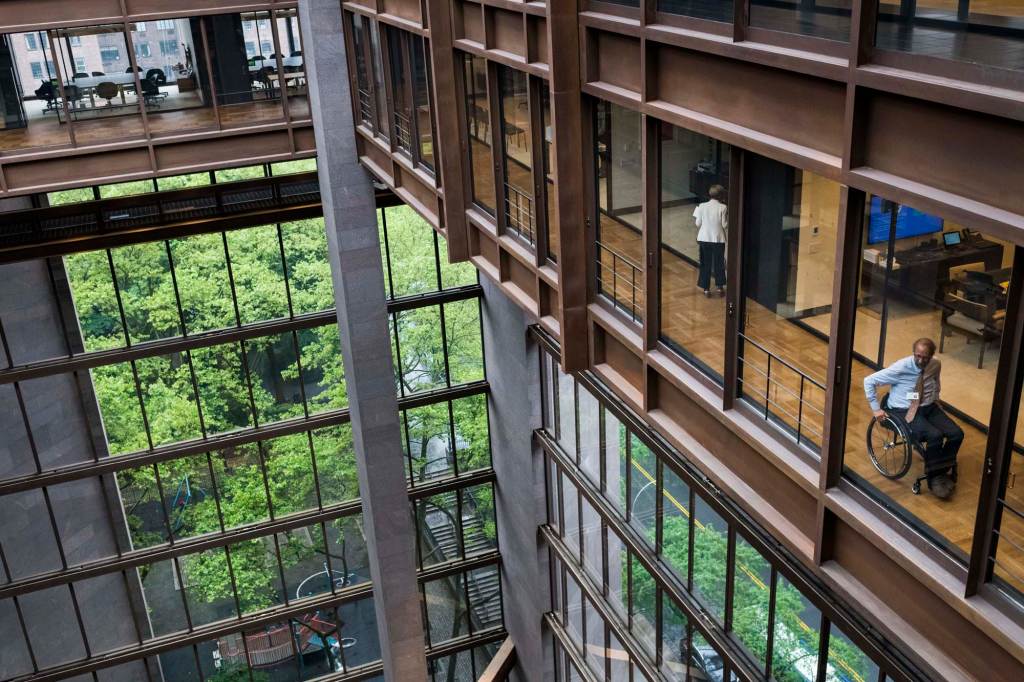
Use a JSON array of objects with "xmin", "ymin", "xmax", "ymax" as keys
[
  {"xmin": 381, "ymin": 208, "xmax": 396, "ymax": 299},
  {"xmin": 167, "ymin": 239, "xmax": 209, "ymax": 440},
  {"xmin": 276, "ymin": 223, "xmax": 296, "ymax": 319}
]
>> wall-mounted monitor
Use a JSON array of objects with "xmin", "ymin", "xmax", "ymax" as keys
[{"xmin": 867, "ymin": 196, "xmax": 943, "ymax": 245}]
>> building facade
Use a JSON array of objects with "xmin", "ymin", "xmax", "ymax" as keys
[{"xmin": 0, "ymin": 0, "xmax": 1022, "ymax": 681}]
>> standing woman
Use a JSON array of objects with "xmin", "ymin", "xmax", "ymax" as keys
[{"xmin": 694, "ymin": 184, "xmax": 728, "ymax": 297}]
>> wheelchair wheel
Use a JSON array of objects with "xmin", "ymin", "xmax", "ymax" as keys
[{"xmin": 866, "ymin": 415, "xmax": 912, "ymax": 479}]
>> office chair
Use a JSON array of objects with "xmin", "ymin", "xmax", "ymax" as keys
[
  {"xmin": 34, "ymin": 81, "xmax": 59, "ymax": 113},
  {"xmin": 145, "ymin": 69, "xmax": 167, "ymax": 86},
  {"xmin": 140, "ymin": 78, "xmax": 164, "ymax": 109},
  {"xmin": 940, "ymin": 291, "xmax": 1004, "ymax": 369},
  {"xmin": 96, "ymin": 81, "xmax": 119, "ymax": 106}
]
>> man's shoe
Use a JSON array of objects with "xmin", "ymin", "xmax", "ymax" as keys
[{"xmin": 929, "ymin": 474, "xmax": 955, "ymax": 500}]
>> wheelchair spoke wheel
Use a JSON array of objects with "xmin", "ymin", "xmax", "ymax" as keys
[{"xmin": 866, "ymin": 417, "xmax": 912, "ymax": 479}]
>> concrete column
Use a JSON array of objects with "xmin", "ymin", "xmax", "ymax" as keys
[
  {"xmin": 298, "ymin": 2, "xmax": 429, "ymax": 680},
  {"xmin": 0, "ymin": 222, "xmax": 152, "ymax": 679},
  {"xmin": 479, "ymin": 277, "xmax": 552, "ymax": 682}
]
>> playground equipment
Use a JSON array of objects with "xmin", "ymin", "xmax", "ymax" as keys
[
  {"xmin": 169, "ymin": 474, "xmax": 206, "ymax": 536},
  {"xmin": 215, "ymin": 612, "xmax": 356, "ymax": 672}
]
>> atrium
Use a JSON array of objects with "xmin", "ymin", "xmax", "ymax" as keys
[{"xmin": 0, "ymin": 1, "xmax": 1022, "ymax": 681}]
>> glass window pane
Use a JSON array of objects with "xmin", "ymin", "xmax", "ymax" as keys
[
  {"xmin": 311, "ymin": 424, "xmax": 359, "ymax": 505},
  {"xmin": 499, "ymin": 65, "xmax": 534, "ymax": 246},
  {"xmin": 282, "ymin": 218, "xmax": 333, "ymax": 314},
  {"xmin": 462, "ymin": 483, "xmax": 497, "ymax": 556},
  {"xmin": 192, "ymin": 342, "xmax": 255, "ymax": 435},
  {"xmin": 876, "ymin": 2, "xmax": 1024, "ymax": 71},
  {"xmin": 53, "ymin": 25, "xmax": 148, "ymax": 146},
  {"xmin": 661, "ymin": 466, "xmax": 691, "ymax": 583},
  {"xmin": 657, "ymin": 0, "xmax": 734, "ymax": 23},
  {"xmin": 843, "ymin": 195, "xmax": 1012, "ymax": 565},
  {"xmin": 445, "ymin": 298, "xmax": 484, "ymax": 385},
  {"xmin": 749, "ymin": 0, "xmax": 852, "ymax": 42},
  {"xmin": 659, "ymin": 121, "xmax": 731, "ymax": 381},
  {"xmin": 0, "ymin": 31, "xmax": 73, "ymax": 154},
  {"xmin": 350, "ymin": 15, "xmax": 372, "ymax": 126},
  {"xmin": 386, "ymin": 27, "xmax": 412, "ymax": 154},
  {"xmin": 411, "ymin": 35, "xmax": 434, "ymax": 169},
  {"xmin": 629, "ymin": 553, "xmax": 657, "ymax": 657},
  {"xmin": 731, "ymin": 535, "xmax": 772, "ymax": 667},
  {"xmin": 740, "ymin": 158, "xmax": 839, "ymax": 452},
  {"xmin": 826, "ymin": 624, "xmax": 880, "ymax": 682},
  {"xmin": 454, "ymin": 393, "xmax": 491, "ymax": 472},
  {"xmin": 217, "ymin": 12, "xmax": 284, "ymax": 127},
  {"xmin": 578, "ymin": 384, "xmax": 602, "ymax": 487},
  {"xmin": 244, "ymin": 331, "xmax": 304, "ymax": 424},
  {"xmin": 110, "ymin": 242, "xmax": 180, "ymax": 344},
  {"xmin": 463, "ymin": 53, "xmax": 494, "ymax": 214},
  {"xmin": 226, "ymin": 224, "xmax": 290, "ymax": 324},
  {"xmin": 382, "ymin": 204, "xmax": 440, "ymax": 297},
  {"xmin": 629, "ymin": 433, "xmax": 657, "ymax": 543},
  {"xmin": 394, "ymin": 305, "xmax": 447, "ymax": 393},
  {"xmin": 771, "ymin": 573, "xmax": 822, "ymax": 682},
  {"xmin": 595, "ymin": 100, "xmax": 643, "ymax": 323},
  {"xmin": 297, "ymin": 325, "xmax": 348, "ymax": 413},
  {"xmin": 661, "ymin": 593, "xmax": 690, "ymax": 679},
  {"xmin": 369, "ymin": 21, "xmax": 389, "ymax": 140},
  {"xmin": 541, "ymin": 83, "xmax": 558, "ymax": 262},
  {"xmin": 65, "ymin": 250, "xmax": 126, "ymax": 351},
  {"xmin": 129, "ymin": 17, "xmax": 213, "ymax": 137},
  {"xmin": 692, "ymin": 496, "xmax": 727, "ymax": 620},
  {"xmin": 169, "ymin": 233, "xmax": 236, "ymax": 334}
]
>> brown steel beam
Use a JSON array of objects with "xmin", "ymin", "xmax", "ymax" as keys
[
  {"xmin": 548, "ymin": 0, "xmax": 589, "ymax": 371},
  {"xmin": 419, "ymin": 3, "xmax": 470, "ymax": 261}
]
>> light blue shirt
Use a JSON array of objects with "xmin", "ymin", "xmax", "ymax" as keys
[{"xmin": 864, "ymin": 356, "xmax": 938, "ymax": 411}]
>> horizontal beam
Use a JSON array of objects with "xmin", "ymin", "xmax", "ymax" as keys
[{"xmin": 0, "ymin": 285, "xmax": 481, "ymax": 385}]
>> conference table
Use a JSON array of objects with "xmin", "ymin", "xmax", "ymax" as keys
[
  {"xmin": 68, "ymin": 73, "xmax": 138, "ymax": 106},
  {"xmin": 250, "ymin": 56, "xmax": 304, "ymax": 71}
]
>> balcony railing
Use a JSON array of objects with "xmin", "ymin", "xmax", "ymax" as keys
[
  {"xmin": 596, "ymin": 241, "xmax": 642, "ymax": 323},
  {"xmin": 357, "ymin": 88, "xmax": 373, "ymax": 124},
  {"xmin": 503, "ymin": 182, "xmax": 535, "ymax": 246},
  {"xmin": 737, "ymin": 333, "xmax": 826, "ymax": 449},
  {"xmin": 394, "ymin": 109, "xmax": 414, "ymax": 152}
]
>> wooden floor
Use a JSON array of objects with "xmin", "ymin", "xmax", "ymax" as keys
[
  {"xmin": 597, "ymin": 216, "xmax": 1024, "ymax": 587},
  {"xmin": 0, "ymin": 94, "xmax": 310, "ymax": 153}
]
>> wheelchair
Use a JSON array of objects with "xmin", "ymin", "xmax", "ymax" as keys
[{"xmin": 865, "ymin": 394, "xmax": 958, "ymax": 495}]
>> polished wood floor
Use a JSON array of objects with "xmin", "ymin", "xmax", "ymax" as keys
[
  {"xmin": 0, "ymin": 94, "xmax": 310, "ymax": 153},
  {"xmin": 597, "ymin": 216, "xmax": 1024, "ymax": 587}
]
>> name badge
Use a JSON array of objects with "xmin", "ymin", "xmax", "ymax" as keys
[{"xmin": 907, "ymin": 391, "xmax": 920, "ymax": 401}]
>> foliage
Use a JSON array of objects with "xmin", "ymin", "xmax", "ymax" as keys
[{"xmin": 64, "ymin": 200, "xmax": 488, "ymax": 615}]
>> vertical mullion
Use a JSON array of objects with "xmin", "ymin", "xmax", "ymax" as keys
[
  {"xmin": 967, "ymin": 245, "xmax": 1024, "ymax": 593},
  {"xmin": 723, "ymin": 146, "xmax": 745, "ymax": 410},
  {"xmin": 487, "ymin": 60, "xmax": 507, "ymax": 233},
  {"xmin": 529, "ymin": 75, "xmax": 546, "ymax": 262},
  {"xmin": 642, "ymin": 113, "xmax": 660, "ymax": 350}
]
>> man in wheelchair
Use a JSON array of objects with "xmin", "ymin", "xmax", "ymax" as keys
[{"xmin": 864, "ymin": 338, "xmax": 964, "ymax": 499}]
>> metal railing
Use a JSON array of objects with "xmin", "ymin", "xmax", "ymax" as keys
[
  {"xmin": 992, "ymin": 497, "xmax": 1024, "ymax": 594},
  {"xmin": 737, "ymin": 333, "xmax": 826, "ymax": 449},
  {"xmin": 503, "ymin": 182, "xmax": 535, "ymax": 246},
  {"xmin": 357, "ymin": 88, "xmax": 372, "ymax": 124},
  {"xmin": 393, "ymin": 109, "xmax": 414, "ymax": 151},
  {"xmin": 595, "ymin": 241, "xmax": 643, "ymax": 323}
]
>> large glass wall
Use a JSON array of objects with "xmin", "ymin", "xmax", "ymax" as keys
[
  {"xmin": 498, "ymin": 65, "xmax": 534, "ymax": 245},
  {"xmin": 841, "ymin": 193, "xmax": 1019, "ymax": 577},
  {"xmin": 875, "ymin": 1, "xmax": 1024, "ymax": 70},
  {"xmin": 658, "ymin": 121, "xmax": 731, "ymax": 381},
  {"xmin": 739, "ymin": 155, "xmax": 841, "ymax": 452},
  {"xmin": 594, "ymin": 98, "xmax": 643, "ymax": 323},
  {"xmin": 749, "ymin": 0, "xmax": 853, "ymax": 42},
  {"xmin": 0, "ymin": 10, "xmax": 305, "ymax": 155},
  {"xmin": 462, "ymin": 53, "xmax": 494, "ymax": 215},
  {"xmin": 384, "ymin": 27, "xmax": 436, "ymax": 174},
  {"xmin": 657, "ymin": 0, "xmax": 734, "ymax": 23},
  {"xmin": 0, "ymin": 170, "xmax": 500, "ymax": 680},
  {"xmin": 541, "ymin": 349, "xmax": 887, "ymax": 682}
]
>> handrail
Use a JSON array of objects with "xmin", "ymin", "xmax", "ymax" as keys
[
  {"xmin": 738, "ymin": 331, "xmax": 826, "ymax": 447},
  {"xmin": 477, "ymin": 636, "xmax": 516, "ymax": 682},
  {"xmin": 393, "ymin": 109, "xmax": 413, "ymax": 150},
  {"xmin": 595, "ymin": 241, "xmax": 642, "ymax": 323},
  {"xmin": 503, "ymin": 182, "xmax": 534, "ymax": 245}
]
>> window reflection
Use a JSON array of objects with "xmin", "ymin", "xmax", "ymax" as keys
[
  {"xmin": 842, "ymin": 194, "xmax": 1018, "ymax": 573},
  {"xmin": 595, "ymin": 99, "xmax": 643, "ymax": 322},
  {"xmin": 657, "ymin": 0, "xmax": 734, "ymax": 23},
  {"xmin": 876, "ymin": 0, "xmax": 1024, "ymax": 71},
  {"xmin": 749, "ymin": 0, "xmax": 852, "ymax": 42},
  {"xmin": 463, "ymin": 53, "xmax": 494, "ymax": 214},
  {"xmin": 658, "ymin": 121, "xmax": 731, "ymax": 381},
  {"xmin": 541, "ymin": 83, "xmax": 558, "ymax": 262},
  {"xmin": 740, "ymin": 155, "xmax": 840, "ymax": 451},
  {"xmin": 498, "ymin": 66, "xmax": 534, "ymax": 246}
]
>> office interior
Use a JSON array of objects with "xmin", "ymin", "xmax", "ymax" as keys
[
  {"xmin": 0, "ymin": 11, "xmax": 307, "ymax": 153},
  {"xmin": 591, "ymin": 102, "xmax": 1024, "ymax": 592}
]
